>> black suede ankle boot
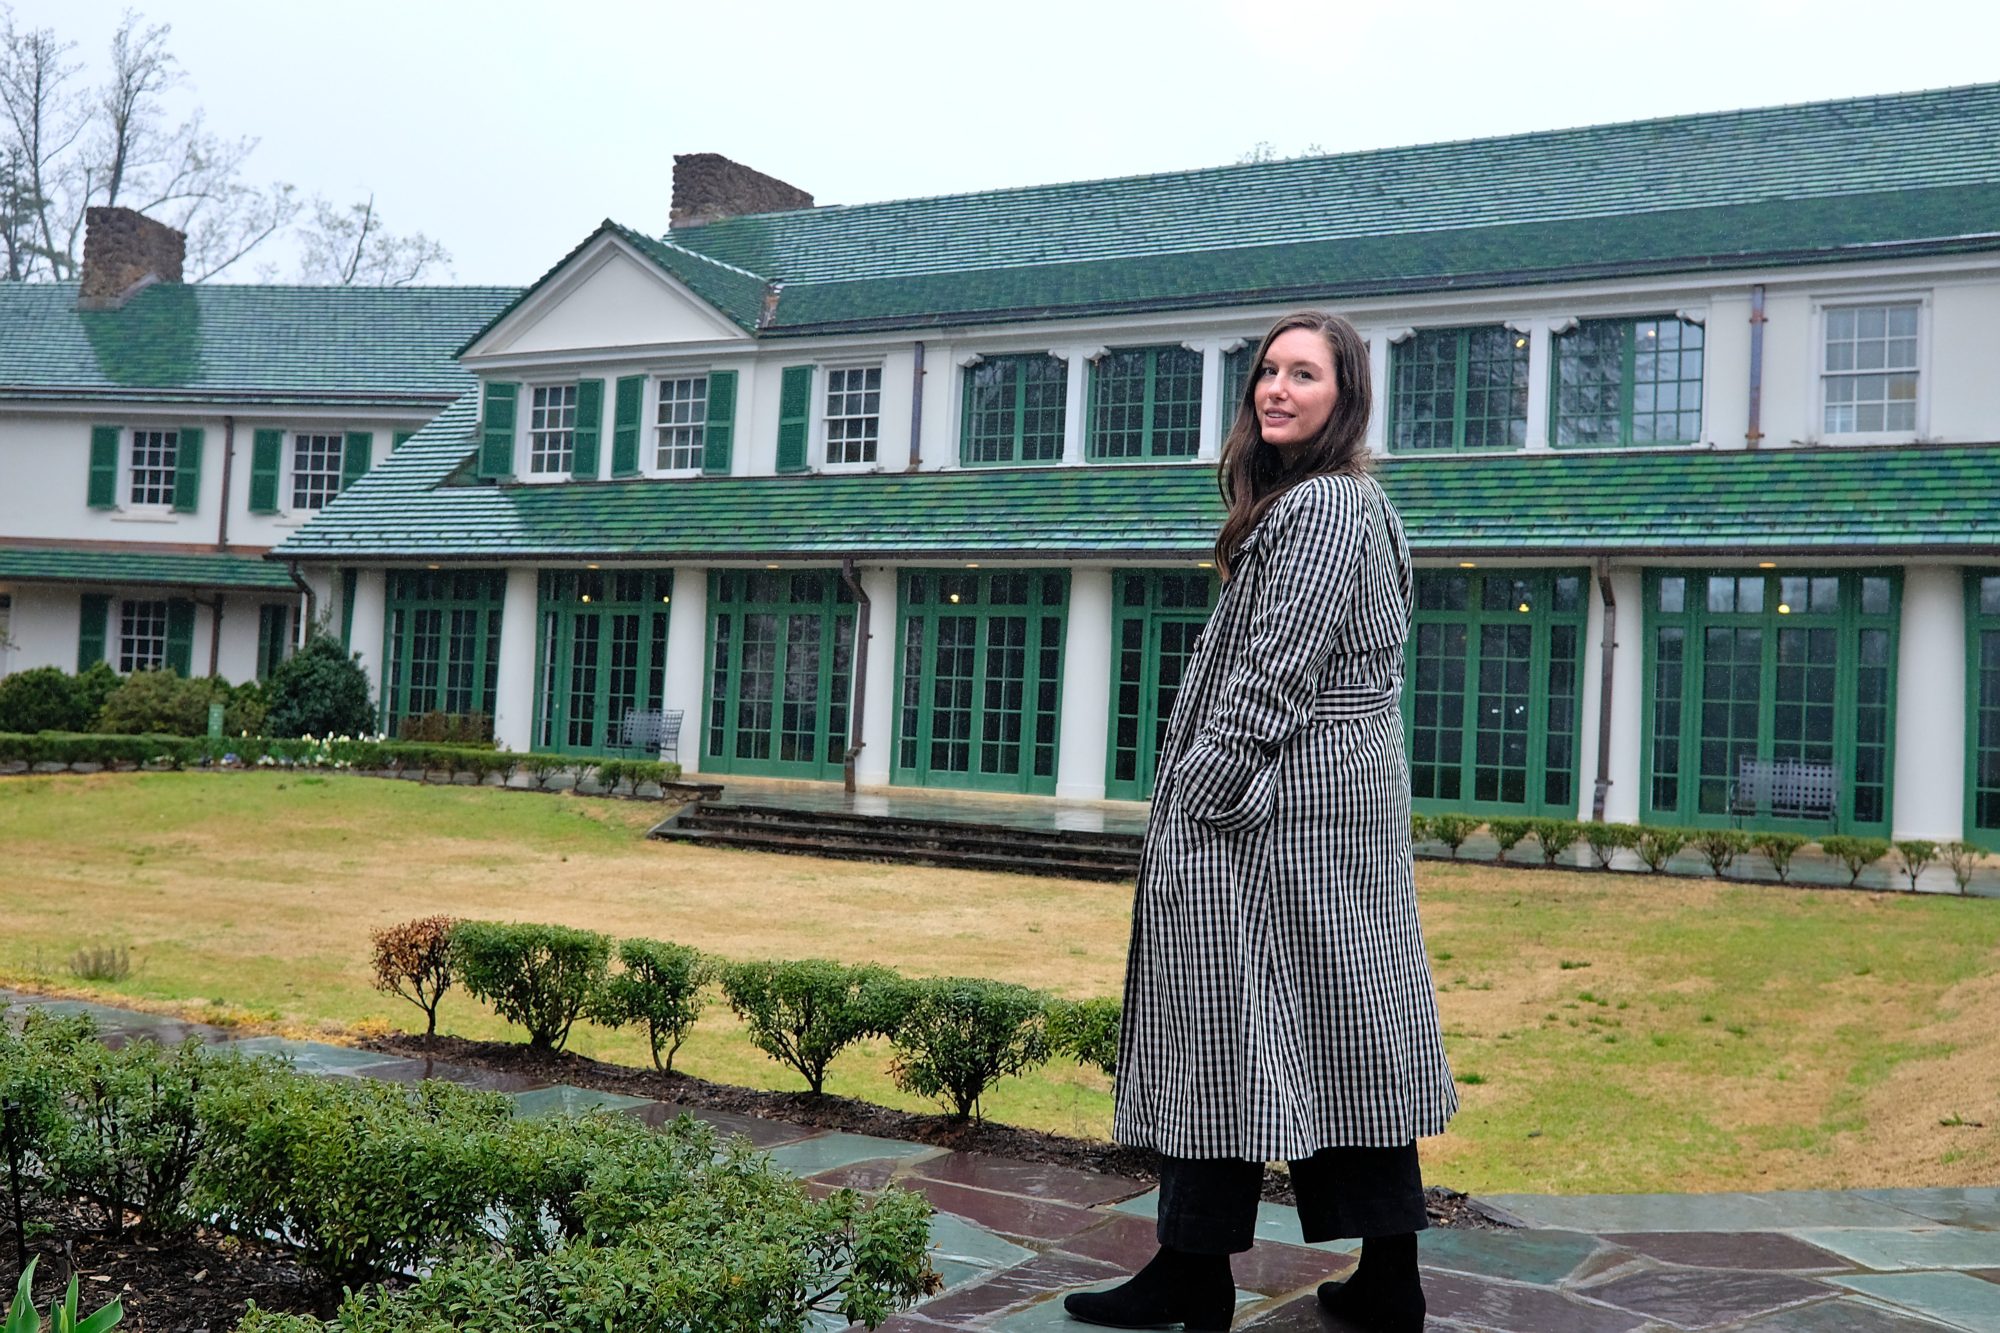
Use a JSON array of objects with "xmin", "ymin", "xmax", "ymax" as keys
[
  {"xmin": 1063, "ymin": 1245, "xmax": 1235, "ymax": 1329},
  {"xmin": 1316, "ymin": 1233, "xmax": 1425, "ymax": 1332}
]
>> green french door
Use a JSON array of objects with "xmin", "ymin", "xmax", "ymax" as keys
[
  {"xmin": 533, "ymin": 570, "xmax": 673, "ymax": 755},
  {"xmin": 704, "ymin": 570, "xmax": 855, "ymax": 780},
  {"xmin": 1643, "ymin": 569, "xmax": 1896, "ymax": 834},
  {"xmin": 1403, "ymin": 569, "xmax": 1588, "ymax": 816},
  {"xmin": 894, "ymin": 570, "xmax": 1067, "ymax": 794},
  {"xmin": 1106, "ymin": 569, "xmax": 1218, "ymax": 800},
  {"xmin": 380, "ymin": 569, "xmax": 506, "ymax": 737},
  {"xmin": 1966, "ymin": 572, "xmax": 2000, "ymax": 851}
]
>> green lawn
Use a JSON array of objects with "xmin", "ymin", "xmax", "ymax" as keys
[{"xmin": 4, "ymin": 770, "xmax": 1997, "ymax": 1195}]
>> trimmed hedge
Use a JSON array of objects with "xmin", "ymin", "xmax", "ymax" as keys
[
  {"xmin": 888, "ymin": 977, "xmax": 1050, "ymax": 1119},
  {"xmin": 452, "ymin": 921, "xmax": 612, "ymax": 1052}
]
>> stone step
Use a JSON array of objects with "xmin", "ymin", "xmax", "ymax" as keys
[
  {"xmin": 687, "ymin": 801, "xmax": 1144, "ymax": 852},
  {"xmin": 656, "ymin": 822, "xmax": 1136, "ymax": 881},
  {"xmin": 677, "ymin": 804, "xmax": 1141, "ymax": 868}
]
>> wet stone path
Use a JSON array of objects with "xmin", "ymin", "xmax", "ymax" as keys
[{"xmin": 8, "ymin": 993, "xmax": 1999, "ymax": 1331}]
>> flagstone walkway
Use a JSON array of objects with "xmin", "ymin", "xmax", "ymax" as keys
[{"xmin": 8, "ymin": 993, "xmax": 1998, "ymax": 1331}]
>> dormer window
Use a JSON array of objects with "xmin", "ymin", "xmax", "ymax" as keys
[
  {"xmin": 528, "ymin": 384, "xmax": 579, "ymax": 475},
  {"xmin": 655, "ymin": 375, "xmax": 709, "ymax": 471}
]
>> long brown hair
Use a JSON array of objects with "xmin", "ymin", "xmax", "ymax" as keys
[{"xmin": 1212, "ymin": 310, "xmax": 1372, "ymax": 580}]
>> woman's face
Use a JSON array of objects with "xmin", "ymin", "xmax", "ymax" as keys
[{"xmin": 1254, "ymin": 327, "xmax": 1339, "ymax": 452}]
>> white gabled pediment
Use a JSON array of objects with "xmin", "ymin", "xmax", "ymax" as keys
[{"xmin": 467, "ymin": 233, "xmax": 751, "ymax": 359}]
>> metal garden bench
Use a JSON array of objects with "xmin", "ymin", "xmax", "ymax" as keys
[
  {"xmin": 1728, "ymin": 756, "xmax": 1838, "ymax": 824},
  {"xmin": 618, "ymin": 708, "xmax": 683, "ymax": 764}
]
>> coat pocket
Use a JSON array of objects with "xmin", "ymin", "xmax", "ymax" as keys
[{"xmin": 1181, "ymin": 751, "xmax": 1279, "ymax": 834}]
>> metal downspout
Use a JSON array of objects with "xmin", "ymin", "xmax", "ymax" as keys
[
  {"xmin": 287, "ymin": 562, "xmax": 316, "ymax": 648},
  {"xmin": 216, "ymin": 415, "xmax": 236, "ymax": 551},
  {"xmin": 1746, "ymin": 285, "xmax": 1766, "ymax": 449},
  {"xmin": 1591, "ymin": 556, "xmax": 1617, "ymax": 822},
  {"xmin": 839, "ymin": 557, "xmax": 870, "ymax": 794},
  {"xmin": 907, "ymin": 341, "xmax": 925, "ymax": 470},
  {"xmin": 207, "ymin": 592, "xmax": 224, "ymax": 677}
]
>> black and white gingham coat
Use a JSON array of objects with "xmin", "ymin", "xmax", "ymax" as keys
[{"xmin": 1113, "ymin": 472, "xmax": 1458, "ymax": 1162}]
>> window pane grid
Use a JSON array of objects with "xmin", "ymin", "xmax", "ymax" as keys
[
  {"xmin": 1089, "ymin": 346, "xmax": 1202, "ymax": 460},
  {"xmin": 1555, "ymin": 317, "xmax": 1704, "ymax": 446},
  {"xmin": 118, "ymin": 599, "xmax": 169, "ymax": 673},
  {"xmin": 129, "ymin": 430, "xmax": 178, "ymax": 506},
  {"xmin": 824, "ymin": 366, "xmax": 881, "ymax": 465},
  {"xmin": 529, "ymin": 384, "xmax": 578, "ymax": 474},
  {"xmin": 291, "ymin": 433, "xmax": 343, "ymax": 510},
  {"xmin": 654, "ymin": 376, "xmax": 707, "ymax": 471},
  {"xmin": 962, "ymin": 355, "xmax": 1067, "ymax": 465},
  {"xmin": 1823, "ymin": 303, "xmax": 1919, "ymax": 434}
]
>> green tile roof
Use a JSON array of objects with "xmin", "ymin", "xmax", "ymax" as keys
[
  {"xmin": 0, "ymin": 282, "xmax": 520, "ymax": 405},
  {"xmin": 0, "ymin": 546, "xmax": 300, "ymax": 591},
  {"xmin": 274, "ymin": 397, "xmax": 2000, "ymax": 562},
  {"xmin": 632, "ymin": 83, "xmax": 2000, "ymax": 334}
]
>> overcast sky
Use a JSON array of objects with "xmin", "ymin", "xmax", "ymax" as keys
[{"xmin": 13, "ymin": 0, "xmax": 1999, "ymax": 285}]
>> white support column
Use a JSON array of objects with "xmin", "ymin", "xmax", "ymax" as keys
[
  {"xmin": 1055, "ymin": 567, "xmax": 1114, "ymax": 800},
  {"xmin": 1060, "ymin": 347, "xmax": 1101, "ymax": 466},
  {"xmin": 1598, "ymin": 565, "xmax": 1645, "ymax": 823},
  {"xmin": 491, "ymin": 566, "xmax": 539, "ymax": 752},
  {"xmin": 347, "ymin": 569, "xmax": 387, "ymax": 711},
  {"xmin": 1892, "ymin": 566, "xmax": 1966, "ymax": 842},
  {"xmin": 661, "ymin": 566, "xmax": 708, "ymax": 774},
  {"xmin": 1365, "ymin": 329, "xmax": 1395, "ymax": 457},
  {"xmin": 855, "ymin": 566, "xmax": 898, "ymax": 787},
  {"xmin": 1192, "ymin": 339, "xmax": 1224, "ymax": 462},
  {"xmin": 1520, "ymin": 318, "xmax": 1566, "ymax": 453}
]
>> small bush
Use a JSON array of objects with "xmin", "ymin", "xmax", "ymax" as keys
[
  {"xmin": 1821, "ymin": 835, "xmax": 1892, "ymax": 887},
  {"xmin": 96, "ymin": 669, "xmax": 255, "ymax": 738},
  {"xmin": 396, "ymin": 710, "xmax": 494, "ymax": 745},
  {"xmin": 888, "ymin": 978, "xmax": 1050, "ymax": 1119},
  {"xmin": 1046, "ymin": 997, "xmax": 1120, "ymax": 1078},
  {"xmin": 1694, "ymin": 829, "xmax": 1750, "ymax": 879},
  {"xmin": 590, "ymin": 938, "xmax": 715, "ymax": 1073},
  {"xmin": 67, "ymin": 943, "xmax": 130, "ymax": 982},
  {"xmin": 1583, "ymin": 821, "xmax": 1639, "ymax": 869},
  {"xmin": 1409, "ymin": 812, "xmax": 1429, "ymax": 845},
  {"xmin": 42, "ymin": 1033, "xmax": 211, "ymax": 1240},
  {"xmin": 1941, "ymin": 840, "xmax": 1985, "ymax": 895},
  {"xmin": 720, "ymin": 959, "xmax": 907, "ymax": 1095},
  {"xmin": 0, "ymin": 666, "xmax": 97, "ymax": 733},
  {"xmin": 263, "ymin": 635, "xmax": 375, "ymax": 739},
  {"xmin": 1530, "ymin": 818, "xmax": 1583, "ymax": 867},
  {"xmin": 370, "ymin": 915, "xmax": 460, "ymax": 1040},
  {"xmin": 452, "ymin": 921, "xmax": 612, "ymax": 1052},
  {"xmin": 1751, "ymin": 832, "xmax": 1809, "ymax": 883},
  {"xmin": 1486, "ymin": 818, "xmax": 1533, "ymax": 857},
  {"xmin": 1428, "ymin": 813, "xmax": 1478, "ymax": 858},
  {"xmin": 1633, "ymin": 826, "xmax": 1690, "ymax": 873},
  {"xmin": 524, "ymin": 753, "xmax": 572, "ymax": 789},
  {"xmin": 1893, "ymin": 839, "xmax": 1939, "ymax": 892}
]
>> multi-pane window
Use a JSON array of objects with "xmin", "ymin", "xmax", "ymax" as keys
[
  {"xmin": 823, "ymin": 366, "xmax": 881, "ymax": 465},
  {"xmin": 1823, "ymin": 303, "xmax": 1919, "ymax": 435},
  {"xmin": 704, "ymin": 570, "xmax": 856, "ymax": 781},
  {"xmin": 1554, "ymin": 316, "xmax": 1704, "ymax": 446},
  {"xmin": 655, "ymin": 375, "xmax": 707, "ymax": 471},
  {"xmin": 291, "ymin": 433, "xmax": 344, "ymax": 510},
  {"xmin": 534, "ymin": 570, "xmax": 674, "ymax": 754},
  {"xmin": 381, "ymin": 570, "xmax": 506, "ymax": 737},
  {"xmin": 128, "ymin": 430, "xmax": 178, "ymax": 506},
  {"xmin": 962, "ymin": 354, "xmax": 1067, "ymax": 465},
  {"xmin": 528, "ymin": 384, "xmax": 578, "ymax": 475},
  {"xmin": 1969, "ymin": 574, "xmax": 2000, "ymax": 849},
  {"xmin": 118, "ymin": 599, "xmax": 169, "ymax": 673},
  {"xmin": 1088, "ymin": 345, "xmax": 1202, "ymax": 460},
  {"xmin": 1106, "ymin": 570, "xmax": 1219, "ymax": 800},
  {"xmin": 1390, "ymin": 326, "xmax": 1531, "ymax": 452},
  {"xmin": 1218, "ymin": 343, "xmax": 1258, "ymax": 437}
]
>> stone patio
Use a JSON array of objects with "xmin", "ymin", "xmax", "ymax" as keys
[{"xmin": 7, "ymin": 992, "xmax": 1997, "ymax": 1330}]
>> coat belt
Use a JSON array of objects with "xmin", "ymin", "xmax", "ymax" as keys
[{"xmin": 1310, "ymin": 684, "xmax": 1399, "ymax": 722}]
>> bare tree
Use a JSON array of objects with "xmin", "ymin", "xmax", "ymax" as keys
[
  {"xmin": 0, "ymin": 8, "xmax": 86, "ymax": 279},
  {"xmin": 297, "ymin": 193, "xmax": 450, "ymax": 286}
]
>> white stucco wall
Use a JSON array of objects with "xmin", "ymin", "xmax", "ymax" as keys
[
  {"xmin": 1892, "ymin": 565, "xmax": 1967, "ymax": 841},
  {"xmin": 1055, "ymin": 567, "xmax": 1114, "ymax": 800},
  {"xmin": 490, "ymin": 247, "xmax": 748, "ymax": 355},
  {"xmin": 491, "ymin": 566, "xmax": 540, "ymax": 751}
]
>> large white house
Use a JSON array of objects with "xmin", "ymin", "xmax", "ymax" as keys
[{"xmin": 5, "ymin": 86, "xmax": 1999, "ymax": 850}]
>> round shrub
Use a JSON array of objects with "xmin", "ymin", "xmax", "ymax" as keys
[
  {"xmin": 264, "ymin": 634, "xmax": 375, "ymax": 738},
  {"xmin": 0, "ymin": 665, "xmax": 96, "ymax": 733},
  {"xmin": 589, "ymin": 938, "xmax": 715, "ymax": 1073},
  {"xmin": 888, "ymin": 976, "xmax": 1050, "ymax": 1119},
  {"xmin": 720, "ymin": 959, "xmax": 908, "ymax": 1095},
  {"xmin": 95, "ymin": 669, "xmax": 259, "ymax": 737},
  {"xmin": 452, "ymin": 920, "xmax": 612, "ymax": 1052},
  {"xmin": 1046, "ymin": 996, "xmax": 1120, "ymax": 1078}
]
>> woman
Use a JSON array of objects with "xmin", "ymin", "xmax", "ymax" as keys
[{"xmin": 1066, "ymin": 311, "xmax": 1456, "ymax": 1332}]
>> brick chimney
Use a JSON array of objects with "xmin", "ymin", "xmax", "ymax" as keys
[
  {"xmin": 77, "ymin": 206, "xmax": 185, "ymax": 309},
  {"xmin": 670, "ymin": 154, "xmax": 812, "ymax": 230}
]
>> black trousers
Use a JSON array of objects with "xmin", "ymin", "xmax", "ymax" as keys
[{"xmin": 1156, "ymin": 1143, "xmax": 1426, "ymax": 1255}]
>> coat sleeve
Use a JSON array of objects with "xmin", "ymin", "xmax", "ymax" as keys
[{"xmin": 1175, "ymin": 475, "xmax": 1369, "ymax": 826}]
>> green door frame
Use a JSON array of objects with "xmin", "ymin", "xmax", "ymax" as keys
[
  {"xmin": 1965, "ymin": 570, "xmax": 2000, "ymax": 851},
  {"xmin": 1105, "ymin": 568, "xmax": 1218, "ymax": 801},
  {"xmin": 701, "ymin": 569, "xmax": 855, "ymax": 781},
  {"xmin": 378, "ymin": 569, "xmax": 507, "ymax": 736},
  {"xmin": 530, "ymin": 569, "xmax": 674, "ymax": 756}
]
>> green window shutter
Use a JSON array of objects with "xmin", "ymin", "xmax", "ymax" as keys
[
  {"xmin": 341, "ymin": 431, "xmax": 373, "ymax": 489},
  {"xmin": 340, "ymin": 568, "xmax": 358, "ymax": 649},
  {"xmin": 610, "ymin": 375, "xmax": 645, "ymax": 477},
  {"xmin": 248, "ymin": 428, "xmax": 283, "ymax": 513},
  {"xmin": 165, "ymin": 599, "xmax": 196, "ymax": 676},
  {"xmin": 77, "ymin": 593, "xmax": 110, "ymax": 669},
  {"xmin": 172, "ymin": 427, "xmax": 204, "ymax": 513},
  {"xmin": 478, "ymin": 382, "xmax": 519, "ymax": 480},
  {"xmin": 775, "ymin": 365, "xmax": 813, "ymax": 473},
  {"xmin": 571, "ymin": 379, "xmax": 604, "ymax": 479},
  {"xmin": 702, "ymin": 371, "xmax": 737, "ymax": 475},
  {"xmin": 87, "ymin": 426, "xmax": 121, "ymax": 508}
]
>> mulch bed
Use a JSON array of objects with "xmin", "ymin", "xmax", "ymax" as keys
[{"xmin": 359, "ymin": 1032, "xmax": 1497, "ymax": 1229}]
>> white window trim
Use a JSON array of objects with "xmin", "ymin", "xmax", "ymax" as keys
[
  {"xmin": 123, "ymin": 426, "xmax": 180, "ymax": 512},
  {"xmin": 285, "ymin": 429, "xmax": 347, "ymax": 517},
  {"xmin": 816, "ymin": 361, "xmax": 884, "ymax": 473},
  {"xmin": 1540, "ymin": 308, "xmax": 1712, "ymax": 454},
  {"xmin": 644, "ymin": 370, "xmax": 712, "ymax": 479},
  {"xmin": 1808, "ymin": 291, "xmax": 1930, "ymax": 447},
  {"xmin": 521, "ymin": 381, "xmax": 580, "ymax": 483},
  {"xmin": 116, "ymin": 596, "xmax": 170, "ymax": 674}
]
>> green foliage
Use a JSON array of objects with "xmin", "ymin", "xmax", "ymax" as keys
[
  {"xmin": 7, "ymin": 1258, "xmax": 123, "ymax": 1333},
  {"xmin": 94, "ymin": 670, "xmax": 259, "ymax": 738},
  {"xmin": 720, "ymin": 959, "xmax": 907, "ymax": 1095},
  {"xmin": 589, "ymin": 938, "xmax": 715, "ymax": 1073},
  {"xmin": 1633, "ymin": 826, "xmax": 1690, "ymax": 873},
  {"xmin": 1427, "ymin": 813, "xmax": 1478, "ymax": 858},
  {"xmin": 395, "ymin": 710, "xmax": 494, "ymax": 745},
  {"xmin": 1530, "ymin": 818, "xmax": 1584, "ymax": 867},
  {"xmin": 1409, "ymin": 812, "xmax": 1429, "ymax": 845},
  {"xmin": 67, "ymin": 943, "xmax": 130, "ymax": 982},
  {"xmin": 1941, "ymin": 840, "xmax": 1986, "ymax": 894},
  {"xmin": 71, "ymin": 663, "xmax": 122, "ymax": 730},
  {"xmin": 1694, "ymin": 829, "xmax": 1751, "ymax": 879},
  {"xmin": 0, "ymin": 666, "xmax": 99, "ymax": 733},
  {"xmin": 263, "ymin": 635, "xmax": 375, "ymax": 739},
  {"xmin": 369, "ymin": 915, "xmax": 459, "ymax": 1040},
  {"xmin": 1893, "ymin": 839, "xmax": 1939, "ymax": 892},
  {"xmin": 198, "ymin": 1061, "xmax": 510, "ymax": 1290},
  {"xmin": 1821, "ymin": 835, "xmax": 1892, "ymax": 886},
  {"xmin": 1583, "ymin": 821, "xmax": 1639, "ymax": 869},
  {"xmin": 451, "ymin": 921, "xmax": 612, "ymax": 1052},
  {"xmin": 524, "ymin": 753, "xmax": 571, "ymax": 789},
  {"xmin": 1751, "ymin": 832, "xmax": 1809, "ymax": 883},
  {"xmin": 592, "ymin": 759, "xmax": 674, "ymax": 795},
  {"xmin": 1486, "ymin": 818, "xmax": 1534, "ymax": 856},
  {"xmin": 1046, "ymin": 997, "xmax": 1121, "ymax": 1078},
  {"xmin": 41, "ymin": 1034, "xmax": 210, "ymax": 1239},
  {"xmin": 888, "ymin": 978, "xmax": 1049, "ymax": 1119}
]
